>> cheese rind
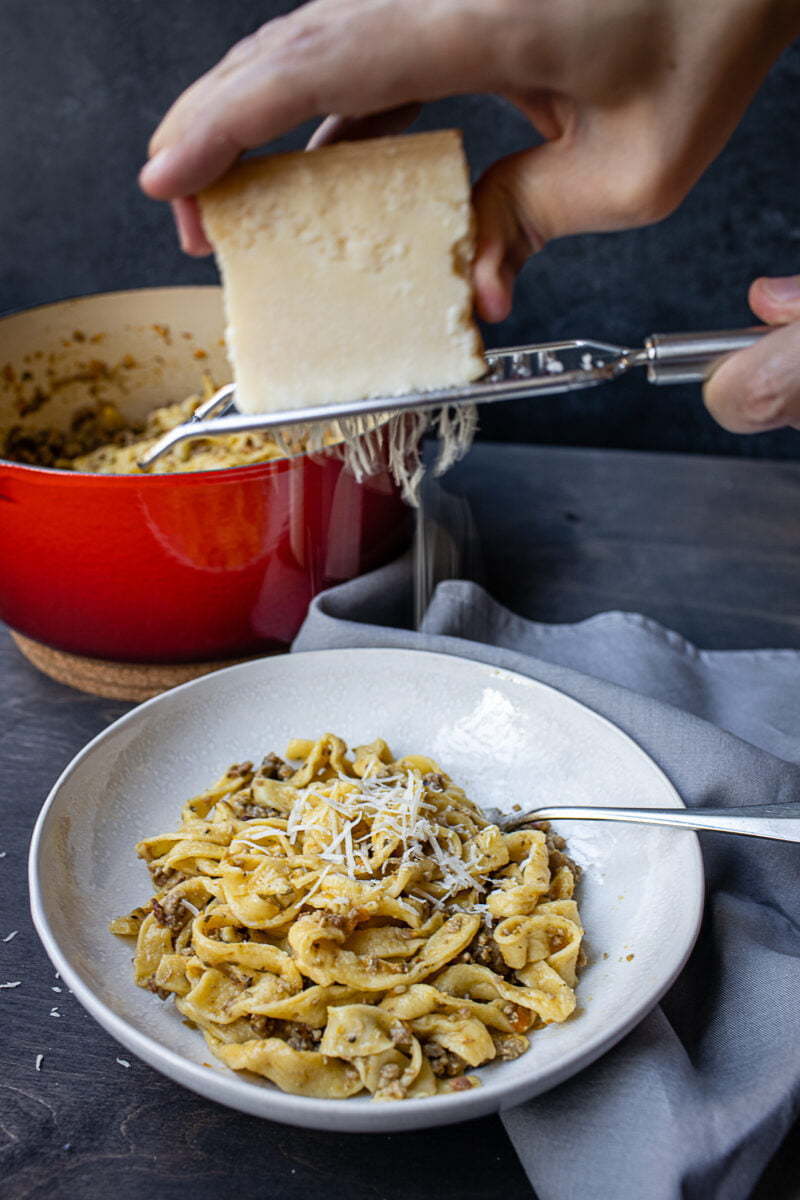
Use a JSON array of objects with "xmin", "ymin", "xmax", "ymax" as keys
[{"xmin": 199, "ymin": 131, "xmax": 485, "ymax": 415}]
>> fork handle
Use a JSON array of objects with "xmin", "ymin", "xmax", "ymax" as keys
[
  {"xmin": 527, "ymin": 803, "xmax": 800, "ymax": 843},
  {"xmin": 645, "ymin": 327, "xmax": 769, "ymax": 385}
]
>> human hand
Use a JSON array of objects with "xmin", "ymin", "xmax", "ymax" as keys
[
  {"xmin": 704, "ymin": 277, "xmax": 800, "ymax": 433},
  {"xmin": 140, "ymin": 0, "xmax": 798, "ymax": 322}
]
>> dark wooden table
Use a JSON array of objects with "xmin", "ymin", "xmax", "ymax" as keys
[{"xmin": 3, "ymin": 443, "xmax": 799, "ymax": 1199}]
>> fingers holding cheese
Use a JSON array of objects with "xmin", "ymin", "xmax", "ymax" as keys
[
  {"xmin": 171, "ymin": 197, "xmax": 212, "ymax": 257},
  {"xmin": 306, "ymin": 105, "xmax": 423, "ymax": 151},
  {"xmin": 141, "ymin": 0, "xmax": 495, "ymax": 200},
  {"xmin": 141, "ymin": 0, "xmax": 800, "ymax": 327}
]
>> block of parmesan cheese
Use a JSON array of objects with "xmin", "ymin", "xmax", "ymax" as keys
[{"xmin": 199, "ymin": 130, "xmax": 485, "ymax": 415}]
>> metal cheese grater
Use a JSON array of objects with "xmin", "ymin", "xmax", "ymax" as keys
[{"xmin": 138, "ymin": 326, "xmax": 767, "ymax": 470}]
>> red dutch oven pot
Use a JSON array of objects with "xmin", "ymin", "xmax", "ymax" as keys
[{"xmin": 0, "ymin": 287, "xmax": 410, "ymax": 681}]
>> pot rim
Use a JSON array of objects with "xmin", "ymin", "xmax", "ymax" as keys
[
  {"xmin": 0, "ymin": 282, "xmax": 223, "ymax": 324},
  {"xmin": 0, "ymin": 450, "xmax": 338, "ymax": 483}
]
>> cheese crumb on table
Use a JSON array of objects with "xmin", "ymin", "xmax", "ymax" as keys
[{"xmin": 200, "ymin": 130, "xmax": 485, "ymax": 416}]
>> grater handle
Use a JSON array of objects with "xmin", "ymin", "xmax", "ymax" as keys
[{"xmin": 645, "ymin": 326, "xmax": 769, "ymax": 384}]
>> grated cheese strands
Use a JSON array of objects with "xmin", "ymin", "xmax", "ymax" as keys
[
  {"xmin": 281, "ymin": 406, "xmax": 478, "ymax": 507},
  {"xmin": 228, "ymin": 839, "xmax": 269, "ymax": 856},
  {"xmin": 298, "ymin": 864, "xmax": 333, "ymax": 906},
  {"xmin": 273, "ymin": 765, "xmax": 491, "ymax": 900}
]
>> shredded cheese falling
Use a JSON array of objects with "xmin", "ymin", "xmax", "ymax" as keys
[{"xmin": 283, "ymin": 405, "xmax": 478, "ymax": 507}]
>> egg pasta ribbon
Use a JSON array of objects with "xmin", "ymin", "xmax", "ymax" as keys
[{"xmin": 110, "ymin": 734, "xmax": 585, "ymax": 1100}]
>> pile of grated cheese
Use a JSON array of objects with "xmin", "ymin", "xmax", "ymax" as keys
[{"xmin": 238, "ymin": 768, "xmax": 492, "ymax": 905}]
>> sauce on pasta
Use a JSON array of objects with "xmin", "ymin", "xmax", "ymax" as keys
[{"xmin": 110, "ymin": 734, "xmax": 585, "ymax": 1100}]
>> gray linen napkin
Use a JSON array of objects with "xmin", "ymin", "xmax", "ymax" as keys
[{"xmin": 293, "ymin": 558, "xmax": 800, "ymax": 1200}]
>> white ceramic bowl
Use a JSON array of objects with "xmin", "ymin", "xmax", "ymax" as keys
[{"xmin": 29, "ymin": 648, "xmax": 704, "ymax": 1133}]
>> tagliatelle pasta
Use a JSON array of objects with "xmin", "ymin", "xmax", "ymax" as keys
[
  {"xmin": 3, "ymin": 374, "xmax": 301, "ymax": 475},
  {"xmin": 110, "ymin": 735, "xmax": 585, "ymax": 1100},
  {"xmin": 2, "ymin": 370, "xmax": 471, "ymax": 502}
]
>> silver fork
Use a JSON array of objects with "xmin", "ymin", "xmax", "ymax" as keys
[{"xmin": 482, "ymin": 803, "xmax": 800, "ymax": 843}]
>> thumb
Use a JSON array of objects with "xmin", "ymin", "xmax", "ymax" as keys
[
  {"xmin": 703, "ymin": 316, "xmax": 800, "ymax": 434},
  {"xmin": 748, "ymin": 274, "xmax": 800, "ymax": 325}
]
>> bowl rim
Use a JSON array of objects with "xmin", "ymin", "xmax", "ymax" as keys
[{"xmin": 28, "ymin": 646, "xmax": 706, "ymax": 1134}]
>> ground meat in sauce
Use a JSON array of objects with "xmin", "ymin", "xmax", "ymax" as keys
[
  {"xmin": 226, "ymin": 760, "xmax": 254, "ymax": 779},
  {"xmin": 456, "ymin": 928, "xmax": 512, "ymax": 978},
  {"xmin": 247, "ymin": 1017, "xmax": 325, "ymax": 1049},
  {"xmin": 532, "ymin": 822, "xmax": 581, "ymax": 880},
  {"xmin": 389, "ymin": 1021, "xmax": 413, "ymax": 1049},
  {"xmin": 285, "ymin": 1022, "xmax": 323, "ymax": 1051},
  {"xmin": 3, "ymin": 426, "xmax": 60, "ymax": 466},
  {"xmin": 422, "ymin": 1043, "xmax": 465, "ymax": 1078},
  {"xmin": 148, "ymin": 864, "xmax": 185, "ymax": 890},
  {"xmin": 493, "ymin": 1033, "xmax": 529, "ymax": 1061},
  {"xmin": 151, "ymin": 896, "xmax": 192, "ymax": 933},
  {"xmin": 248, "ymin": 1015, "xmax": 278, "ymax": 1038},
  {"xmin": 422, "ymin": 772, "xmax": 447, "ymax": 793},
  {"xmin": 230, "ymin": 797, "xmax": 282, "ymax": 821},
  {"xmin": 146, "ymin": 979, "xmax": 171, "ymax": 1000},
  {"xmin": 257, "ymin": 752, "xmax": 293, "ymax": 780},
  {"xmin": 3, "ymin": 401, "xmax": 140, "ymax": 468},
  {"xmin": 252, "ymin": 1015, "xmax": 320, "ymax": 1049},
  {"xmin": 374, "ymin": 1062, "xmax": 406, "ymax": 1099},
  {"xmin": 224, "ymin": 964, "xmax": 253, "ymax": 988},
  {"xmin": 548, "ymin": 845, "xmax": 581, "ymax": 879}
]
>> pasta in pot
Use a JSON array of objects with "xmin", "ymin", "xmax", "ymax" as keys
[
  {"xmin": 2, "ymin": 374, "xmax": 297, "ymax": 474},
  {"xmin": 110, "ymin": 734, "xmax": 585, "ymax": 1101},
  {"xmin": 2, "ymin": 371, "xmax": 473, "ymax": 500}
]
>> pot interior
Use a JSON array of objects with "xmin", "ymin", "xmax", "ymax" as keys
[{"xmin": 0, "ymin": 286, "xmax": 232, "ymax": 454}]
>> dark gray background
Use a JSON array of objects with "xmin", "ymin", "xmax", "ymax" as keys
[{"xmin": 1, "ymin": 0, "xmax": 798, "ymax": 457}]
